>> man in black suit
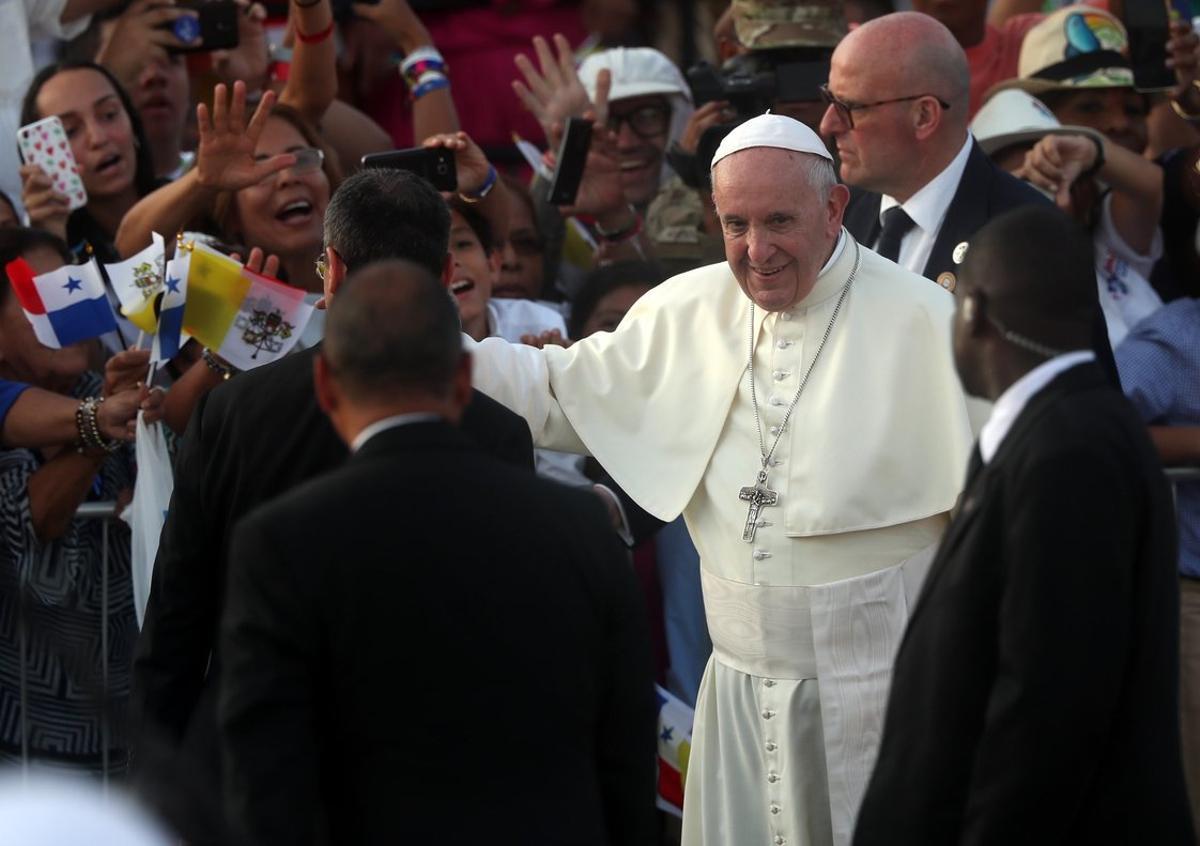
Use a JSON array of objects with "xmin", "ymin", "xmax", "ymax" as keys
[
  {"xmin": 131, "ymin": 169, "xmax": 534, "ymax": 841},
  {"xmin": 853, "ymin": 206, "xmax": 1195, "ymax": 844},
  {"xmin": 219, "ymin": 260, "xmax": 656, "ymax": 845},
  {"xmin": 821, "ymin": 12, "xmax": 1047, "ymax": 287}
]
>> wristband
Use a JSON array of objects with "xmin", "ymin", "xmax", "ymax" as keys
[
  {"xmin": 401, "ymin": 46, "xmax": 446, "ymax": 81},
  {"xmin": 459, "ymin": 164, "xmax": 497, "ymax": 203},
  {"xmin": 202, "ymin": 347, "xmax": 236, "ymax": 380},
  {"xmin": 411, "ymin": 72, "xmax": 450, "ymax": 100},
  {"xmin": 594, "ymin": 206, "xmax": 643, "ymax": 243},
  {"xmin": 295, "ymin": 19, "xmax": 334, "ymax": 44}
]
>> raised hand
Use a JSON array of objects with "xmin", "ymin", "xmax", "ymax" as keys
[
  {"xmin": 513, "ymin": 34, "xmax": 607, "ymax": 146},
  {"xmin": 1167, "ymin": 19, "xmax": 1200, "ymax": 104},
  {"xmin": 211, "ymin": 0, "xmax": 271, "ymax": 92},
  {"xmin": 1016, "ymin": 134, "xmax": 1099, "ymax": 211},
  {"xmin": 95, "ymin": 0, "xmax": 199, "ymax": 92},
  {"xmin": 679, "ymin": 100, "xmax": 733, "ymax": 155},
  {"xmin": 20, "ymin": 164, "xmax": 70, "ymax": 240},
  {"xmin": 421, "ymin": 131, "xmax": 492, "ymax": 196},
  {"xmin": 351, "ymin": 0, "xmax": 432, "ymax": 52},
  {"xmin": 195, "ymin": 81, "xmax": 296, "ymax": 192},
  {"xmin": 231, "ymin": 246, "xmax": 282, "ymax": 279}
]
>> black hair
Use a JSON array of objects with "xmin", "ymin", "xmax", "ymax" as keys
[
  {"xmin": 0, "ymin": 227, "xmax": 76, "ymax": 305},
  {"xmin": 324, "ymin": 259, "xmax": 463, "ymax": 400},
  {"xmin": 568, "ymin": 260, "xmax": 665, "ymax": 338},
  {"xmin": 323, "ymin": 168, "xmax": 451, "ymax": 278},
  {"xmin": 446, "ymin": 197, "xmax": 495, "ymax": 252}
]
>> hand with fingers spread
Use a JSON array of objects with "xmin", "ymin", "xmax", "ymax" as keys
[
  {"xmin": 196, "ymin": 82, "xmax": 296, "ymax": 192},
  {"xmin": 212, "ymin": 0, "xmax": 271, "ymax": 93},
  {"xmin": 552, "ymin": 124, "xmax": 627, "ymax": 222},
  {"xmin": 20, "ymin": 164, "xmax": 70, "ymax": 241},
  {"xmin": 231, "ymin": 246, "xmax": 283, "ymax": 279},
  {"xmin": 422, "ymin": 131, "xmax": 492, "ymax": 196},
  {"xmin": 1016, "ymin": 134, "xmax": 1099, "ymax": 211},
  {"xmin": 95, "ymin": 0, "xmax": 200, "ymax": 92},
  {"xmin": 513, "ymin": 34, "xmax": 608, "ymax": 146}
]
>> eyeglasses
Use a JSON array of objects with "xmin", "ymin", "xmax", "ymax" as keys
[
  {"xmin": 257, "ymin": 146, "xmax": 324, "ymax": 182},
  {"xmin": 314, "ymin": 251, "xmax": 328, "ymax": 282},
  {"xmin": 606, "ymin": 104, "xmax": 671, "ymax": 140},
  {"xmin": 818, "ymin": 84, "xmax": 951, "ymax": 130}
]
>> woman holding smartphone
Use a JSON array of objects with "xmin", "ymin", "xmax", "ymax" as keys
[{"xmin": 19, "ymin": 61, "xmax": 160, "ymax": 264}]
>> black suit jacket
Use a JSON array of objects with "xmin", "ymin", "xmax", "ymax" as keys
[
  {"xmin": 131, "ymin": 347, "xmax": 534, "ymax": 838},
  {"xmin": 843, "ymin": 140, "xmax": 1121, "ymax": 384},
  {"xmin": 843, "ymin": 139, "xmax": 1051, "ymax": 282},
  {"xmin": 219, "ymin": 421, "xmax": 657, "ymax": 846},
  {"xmin": 854, "ymin": 363, "xmax": 1195, "ymax": 845}
]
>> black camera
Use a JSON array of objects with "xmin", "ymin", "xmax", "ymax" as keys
[{"xmin": 669, "ymin": 48, "xmax": 832, "ymax": 191}]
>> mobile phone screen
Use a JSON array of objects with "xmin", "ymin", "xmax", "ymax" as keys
[
  {"xmin": 1126, "ymin": 0, "xmax": 1176, "ymax": 92},
  {"xmin": 547, "ymin": 117, "xmax": 594, "ymax": 207}
]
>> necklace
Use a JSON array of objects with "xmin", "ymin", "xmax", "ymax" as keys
[{"xmin": 739, "ymin": 240, "xmax": 860, "ymax": 543}]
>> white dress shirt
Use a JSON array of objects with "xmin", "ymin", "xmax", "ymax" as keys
[
  {"xmin": 979, "ymin": 351, "xmax": 1095, "ymax": 464},
  {"xmin": 878, "ymin": 134, "xmax": 974, "ymax": 275}
]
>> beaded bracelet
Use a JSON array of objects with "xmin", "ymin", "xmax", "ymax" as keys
[
  {"xmin": 459, "ymin": 164, "xmax": 497, "ymax": 203},
  {"xmin": 594, "ymin": 206, "xmax": 643, "ymax": 244},
  {"xmin": 202, "ymin": 347, "xmax": 236, "ymax": 380},
  {"xmin": 74, "ymin": 397, "xmax": 122, "ymax": 455},
  {"xmin": 401, "ymin": 46, "xmax": 446, "ymax": 85}
]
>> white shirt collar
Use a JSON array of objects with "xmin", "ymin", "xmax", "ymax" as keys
[
  {"xmin": 978, "ymin": 351, "xmax": 1095, "ymax": 464},
  {"xmin": 350, "ymin": 412, "xmax": 444, "ymax": 452},
  {"xmin": 878, "ymin": 133, "xmax": 973, "ymax": 238},
  {"xmin": 821, "ymin": 228, "xmax": 848, "ymax": 276}
]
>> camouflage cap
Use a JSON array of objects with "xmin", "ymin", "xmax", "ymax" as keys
[{"xmin": 733, "ymin": 0, "xmax": 847, "ymax": 50}]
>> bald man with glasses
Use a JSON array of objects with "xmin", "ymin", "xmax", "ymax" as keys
[{"xmin": 819, "ymin": 12, "xmax": 1047, "ymax": 288}]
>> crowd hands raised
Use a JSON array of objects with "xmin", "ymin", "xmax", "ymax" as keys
[{"xmin": 2, "ymin": 0, "xmax": 1200, "ymax": 843}]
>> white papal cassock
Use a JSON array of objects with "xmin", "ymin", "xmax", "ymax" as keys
[{"xmin": 466, "ymin": 230, "xmax": 975, "ymax": 846}]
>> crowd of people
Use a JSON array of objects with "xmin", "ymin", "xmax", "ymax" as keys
[{"xmin": 0, "ymin": 0, "xmax": 1198, "ymax": 844}]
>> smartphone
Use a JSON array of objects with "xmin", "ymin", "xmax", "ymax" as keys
[
  {"xmin": 165, "ymin": 0, "xmax": 240, "ymax": 54},
  {"xmin": 546, "ymin": 117, "xmax": 593, "ymax": 207},
  {"xmin": 1126, "ymin": 0, "xmax": 1175, "ymax": 93},
  {"xmin": 17, "ymin": 116, "xmax": 87, "ymax": 211},
  {"xmin": 360, "ymin": 147, "xmax": 457, "ymax": 192}
]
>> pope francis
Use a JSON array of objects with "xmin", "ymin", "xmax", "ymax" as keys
[{"xmin": 466, "ymin": 114, "xmax": 975, "ymax": 846}]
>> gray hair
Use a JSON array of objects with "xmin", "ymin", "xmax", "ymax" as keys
[{"xmin": 711, "ymin": 149, "xmax": 839, "ymax": 199}]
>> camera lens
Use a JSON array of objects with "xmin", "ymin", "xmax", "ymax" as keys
[{"xmin": 172, "ymin": 15, "xmax": 201, "ymax": 43}]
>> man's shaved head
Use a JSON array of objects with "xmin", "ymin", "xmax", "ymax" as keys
[{"xmin": 839, "ymin": 12, "xmax": 969, "ymax": 118}]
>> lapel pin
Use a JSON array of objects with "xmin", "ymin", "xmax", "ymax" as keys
[
  {"xmin": 952, "ymin": 241, "xmax": 969, "ymax": 265},
  {"xmin": 937, "ymin": 271, "xmax": 957, "ymax": 292}
]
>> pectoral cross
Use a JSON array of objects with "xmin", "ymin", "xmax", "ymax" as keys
[{"xmin": 739, "ymin": 471, "xmax": 778, "ymax": 543}]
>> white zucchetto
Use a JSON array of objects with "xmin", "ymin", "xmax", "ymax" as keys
[{"xmin": 710, "ymin": 112, "xmax": 833, "ymax": 170}]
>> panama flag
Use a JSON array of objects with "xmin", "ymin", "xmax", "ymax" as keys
[
  {"xmin": 5, "ymin": 256, "xmax": 118, "ymax": 348},
  {"xmin": 105, "ymin": 232, "xmax": 166, "ymax": 334},
  {"xmin": 655, "ymin": 684, "xmax": 695, "ymax": 818},
  {"xmin": 182, "ymin": 242, "xmax": 313, "ymax": 371},
  {"xmin": 151, "ymin": 250, "xmax": 189, "ymax": 363}
]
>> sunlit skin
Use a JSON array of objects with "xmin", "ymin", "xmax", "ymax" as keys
[
  {"xmin": 0, "ymin": 246, "xmax": 92, "ymax": 394},
  {"xmin": 35, "ymin": 68, "xmax": 138, "ymax": 205},
  {"xmin": 132, "ymin": 54, "xmax": 190, "ymax": 176},
  {"xmin": 712, "ymin": 147, "xmax": 849, "ymax": 312},
  {"xmin": 447, "ymin": 209, "xmax": 501, "ymax": 341},
  {"xmin": 232, "ymin": 116, "xmax": 331, "ymax": 292},
  {"xmin": 580, "ymin": 282, "xmax": 653, "ymax": 337}
]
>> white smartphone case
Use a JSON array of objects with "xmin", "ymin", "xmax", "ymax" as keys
[{"xmin": 17, "ymin": 116, "xmax": 88, "ymax": 211}]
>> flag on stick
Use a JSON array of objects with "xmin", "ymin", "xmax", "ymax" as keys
[
  {"xmin": 182, "ymin": 242, "xmax": 313, "ymax": 371},
  {"xmin": 105, "ymin": 233, "xmax": 166, "ymax": 334},
  {"xmin": 655, "ymin": 684, "xmax": 694, "ymax": 818},
  {"xmin": 5, "ymin": 256, "xmax": 117, "ymax": 348},
  {"xmin": 151, "ymin": 250, "xmax": 189, "ymax": 363}
]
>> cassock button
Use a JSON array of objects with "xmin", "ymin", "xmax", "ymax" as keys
[
  {"xmin": 775, "ymin": 836, "xmax": 786, "ymax": 845},
  {"xmin": 780, "ymin": 311, "xmax": 793, "ymax": 322},
  {"xmin": 776, "ymin": 339, "xmax": 792, "ymax": 350},
  {"xmin": 767, "ymin": 772, "xmax": 780, "ymax": 783},
  {"xmin": 769, "ymin": 458, "xmax": 783, "ymax": 467},
  {"xmin": 753, "ymin": 549, "xmax": 771, "ymax": 560},
  {"xmin": 765, "ymin": 741, "xmax": 777, "ymax": 752},
  {"xmin": 936, "ymin": 271, "xmax": 957, "ymax": 293},
  {"xmin": 763, "ymin": 679, "xmax": 776, "ymax": 687},
  {"xmin": 769, "ymin": 396, "xmax": 786, "ymax": 407},
  {"xmin": 770, "ymin": 803, "xmax": 781, "ymax": 815},
  {"xmin": 762, "ymin": 709, "xmax": 776, "ymax": 720},
  {"xmin": 772, "ymin": 369, "xmax": 789, "ymax": 381},
  {"xmin": 769, "ymin": 424, "xmax": 787, "ymax": 436}
]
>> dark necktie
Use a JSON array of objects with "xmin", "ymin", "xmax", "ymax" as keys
[{"xmin": 875, "ymin": 206, "xmax": 916, "ymax": 263}]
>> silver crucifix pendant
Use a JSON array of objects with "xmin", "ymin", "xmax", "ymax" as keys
[{"xmin": 739, "ymin": 470, "xmax": 779, "ymax": 542}]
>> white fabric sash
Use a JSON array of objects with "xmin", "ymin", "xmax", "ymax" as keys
[{"xmin": 702, "ymin": 569, "xmax": 818, "ymax": 681}]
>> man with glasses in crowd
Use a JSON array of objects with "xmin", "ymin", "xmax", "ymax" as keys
[{"xmin": 820, "ymin": 12, "xmax": 1046, "ymax": 290}]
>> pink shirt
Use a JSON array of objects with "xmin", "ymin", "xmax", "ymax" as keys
[{"xmin": 965, "ymin": 13, "xmax": 1043, "ymax": 118}]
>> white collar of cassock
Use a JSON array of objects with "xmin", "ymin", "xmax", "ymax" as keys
[{"xmin": 978, "ymin": 350, "xmax": 1095, "ymax": 463}]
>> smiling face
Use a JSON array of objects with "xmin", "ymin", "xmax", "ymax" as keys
[
  {"xmin": 607, "ymin": 94, "xmax": 672, "ymax": 207},
  {"xmin": 0, "ymin": 245, "xmax": 92, "ymax": 392},
  {"xmin": 712, "ymin": 147, "xmax": 847, "ymax": 312},
  {"xmin": 36, "ymin": 68, "xmax": 137, "ymax": 201},
  {"xmin": 231, "ymin": 115, "xmax": 331, "ymax": 263},
  {"xmin": 448, "ymin": 208, "xmax": 500, "ymax": 340}
]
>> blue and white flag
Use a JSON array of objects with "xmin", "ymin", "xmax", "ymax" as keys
[{"xmin": 5, "ymin": 256, "xmax": 117, "ymax": 348}]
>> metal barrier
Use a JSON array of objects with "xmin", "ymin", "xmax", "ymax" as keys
[{"xmin": 17, "ymin": 501, "xmax": 121, "ymax": 791}]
